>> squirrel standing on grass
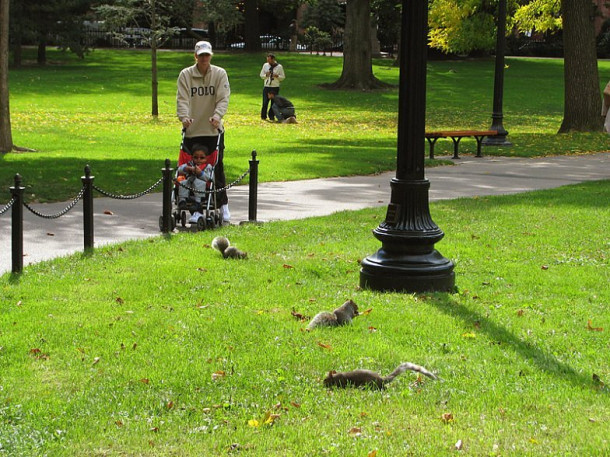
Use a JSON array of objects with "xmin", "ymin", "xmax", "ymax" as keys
[
  {"xmin": 323, "ymin": 362, "xmax": 438, "ymax": 389},
  {"xmin": 306, "ymin": 300, "xmax": 359, "ymax": 330},
  {"xmin": 212, "ymin": 236, "xmax": 247, "ymax": 259}
]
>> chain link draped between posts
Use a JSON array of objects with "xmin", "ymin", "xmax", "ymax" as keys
[
  {"xmin": 0, "ymin": 198, "xmax": 15, "ymax": 216},
  {"xmin": 176, "ymin": 168, "xmax": 250, "ymax": 195},
  {"xmin": 23, "ymin": 187, "xmax": 86, "ymax": 219},
  {"xmin": 93, "ymin": 177, "xmax": 162, "ymax": 199}
]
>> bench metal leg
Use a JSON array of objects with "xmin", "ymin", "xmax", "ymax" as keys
[
  {"xmin": 474, "ymin": 135, "xmax": 485, "ymax": 158},
  {"xmin": 426, "ymin": 137, "xmax": 440, "ymax": 159},
  {"xmin": 450, "ymin": 137, "xmax": 462, "ymax": 159}
]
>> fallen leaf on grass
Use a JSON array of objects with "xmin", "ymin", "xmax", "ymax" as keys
[
  {"xmin": 348, "ymin": 427, "xmax": 362, "ymax": 437},
  {"xmin": 291, "ymin": 309, "xmax": 309, "ymax": 322},
  {"xmin": 517, "ymin": 309, "xmax": 525, "ymax": 317},
  {"xmin": 166, "ymin": 401, "xmax": 174, "ymax": 409},
  {"xmin": 541, "ymin": 265, "xmax": 549, "ymax": 270},
  {"xmin": 587, "ymin": 320, "xmax": 603, "ymax": 332},
  {"xmin": 317, "ymin": 342, "xmax": 332, "ymax": 350},
  {"xmin": 16, "ymin": 300, "xmax": 22, "ymax": 307},
  {"xmin": 139, "ymin": 378, "xmax": 149, "ymax": 384},
  {"xmin": 368, "ymin": 451, "xmax": 378, "ymax": 457},
  {"xmin": 263, "ymin": 412, "xmax": 280, "ymax": 425},
  {"xmin": 592, "ymin": 373, "xmax": 605, "ymax": 388},
  {"xmin": 290, "ymin": 402, "xmax": 301, "ymax": 408},
  {"xmin": 441, "ymin": 412, "xmax": 454, "ymax": 423},
  {"xmin": 368, "ymin": 326, "xmax": 377, "ymax": 333},
  {"xmin": 248, "ymin": 419, "xmax": 260, "ymax": 428},
  {"xmin": 283, "ymin": 264, "xmax": 293, "ymax": 269},
  {"xmin": 212, "ymin": 371, "xmax": 226, "ymax": 381},
  {"xmin": 455, "ymin": 439, "xmax": 463, "ymax": 450},
  {"xmin": 361, "ymin": 308, "xmax": 373, "ymax": 316},
  {"xmin": 115, "ymin": 420, "xmax": 123, "ymax": 427},
  {"xmin": 92, "ymin": 357, "xmax": 100, "ymax": 365},
  {"xmin": 115, "ymin": 297, "xmax": 124, "ymax": 304},
  {"xmin": 462, "ymin": 332, "xmax": 476, "ymax": 339}
]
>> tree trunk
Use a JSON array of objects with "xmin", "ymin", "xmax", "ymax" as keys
[
  {"xmin": 558, "ymin": 0, "xmax": 601, "ymax": 132},
  {"xmin": 0, "ymin": 0, "xmax": 13, "ymax": 153},
  {"xmin": 151, "ymin": 4, "xmax": 159, "ymax": 117},
  {"xmin": 244, "ymin": 0, "xmax": 260, "ymax": 52},
  {"xmin": 325, "ymin": 0, "xmax": 389, "ymax": 90},
  {"xmin": 37, "ymin": 39, "xmax": 47, "ymax": 65}
]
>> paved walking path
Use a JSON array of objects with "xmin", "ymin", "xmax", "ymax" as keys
[{"xmin": 1, "ymin": 153, "xmax": 608, "ymax": 275}]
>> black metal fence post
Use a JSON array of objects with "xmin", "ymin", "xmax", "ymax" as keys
[
  {"xmin": 10, "ymin": 174, "xmax": 25, "ymax": 274},
  {"xmin": 161, "ymin": 158, "xmax": 173, "ymax": 233},
  {"xmin": 248, "ymin": 150, "xmax": 259, "ymax": 222},
  {"xmin": 82, "ymin": 165, "xmax": 94, "ymax": 250}
]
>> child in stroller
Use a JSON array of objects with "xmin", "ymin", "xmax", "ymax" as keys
[
  {"xmin": 177, "ymin": 144, "xmax": 213, "ymax": 222},
  {"xmin": 174, "ymin": 135, "xmax": 224, "ymax": 230}
]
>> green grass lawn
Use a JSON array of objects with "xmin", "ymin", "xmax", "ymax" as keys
[
  {"xmin": 1, "ymin": 181, "xmax": 608, "ymax": 455},
  {"xmin": 1, "ymin": 49, "xmax": 609, "ymax": 202}
]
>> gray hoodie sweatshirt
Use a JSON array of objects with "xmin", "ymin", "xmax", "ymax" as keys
[{"xmin": 176, "ymin": 63, "xmax": 230, "ymax": 137}]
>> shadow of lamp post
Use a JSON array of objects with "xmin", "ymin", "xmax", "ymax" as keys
[
  {"xmin": 482, "ymin": 0, "xmax": 512, "ymax": 147},
  {"xmin": 360, "ymin": 0, "xmax": 455, "ymax": 293}
]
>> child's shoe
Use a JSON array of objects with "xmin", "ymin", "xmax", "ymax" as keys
[{"xmin": 189, "ymin": 211, "xmax": 203, "ymax": 223}]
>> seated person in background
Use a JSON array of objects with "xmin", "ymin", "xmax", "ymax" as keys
[
  {"xmin": 267, "ymin": 92, "xmax": 298, "ymax": 124},
  {"xmin": 177, "ymin": 144, "xmax": 213, "ymax": 221}
]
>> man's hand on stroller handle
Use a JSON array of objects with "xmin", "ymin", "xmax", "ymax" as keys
[
  {"xmin": 182, "ymin": 118, "xmax": 194, "ymax": 129},
  {"xmin": 209, "ymin": 116, "xmax": 220, "ymax": 129}
]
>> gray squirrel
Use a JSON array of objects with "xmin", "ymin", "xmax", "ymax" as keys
[
  {"xmin": 306, "ymin": 300, "xmax": 359, "ymax": 330},
  {"xmin": 323, "ymin": 362, "xmax": 438, "ymax": 389},
  {"xmin": 212, "ymin": 236, "xmax": 247, "ymax": 259}
]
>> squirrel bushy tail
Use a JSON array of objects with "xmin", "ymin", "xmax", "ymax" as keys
[{"xmin": 383, "ymin": 362, "xmax": 438, "ymax": 384}]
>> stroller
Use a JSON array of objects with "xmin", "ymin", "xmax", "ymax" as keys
[{"xmin": 172, "ymin": 129, "xmax": 224, "ymax": 231}]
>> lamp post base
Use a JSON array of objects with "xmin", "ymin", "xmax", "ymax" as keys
[
  {"xmin": 482, "ymin": 135, "xmax": 512, "ymax": 147},
  {"xmin": 360, "ymin": 248, "xmax": 455, "ymax": 293}
]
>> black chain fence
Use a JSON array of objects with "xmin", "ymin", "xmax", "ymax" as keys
[
  {"xmin": 0, "ymin": 197, "xmax": 15, "ymax": 216},
  {"xmin": 93, "ymin": 177, "xmax": 163, "ymax": 199},
  {"xmin": 23, "ymin": 187, "xmax": 86, "ymax": 219},
  {"xmin": 177, "ymin": 169, "xmax": 250, "ymax": 194},
  {"xmin": 2, "ymin": 152, "xmax": 259, "ymax": 275}
]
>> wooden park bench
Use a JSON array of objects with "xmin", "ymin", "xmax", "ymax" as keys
[{"xmin": 425, "ymin": 130, "xmax": 498, "ymax": 159}]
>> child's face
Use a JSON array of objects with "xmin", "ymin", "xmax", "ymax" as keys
[{"xmin": 192, "ymin": 150, "xmax": 208, "ymax": 166}]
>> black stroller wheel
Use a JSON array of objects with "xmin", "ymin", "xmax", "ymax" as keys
[
  {"xmin": 206, "ymin": 215, "xmax": 216, "ymax": 229},
  {"xmin": 196, "ymin": 216, "xmax": 206, "ymax": 231},
  {"xmin": 181, "ymin": 211, "xmax": 187, "ymax": 227}
]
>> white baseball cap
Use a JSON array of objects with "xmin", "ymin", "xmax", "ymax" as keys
[{"xmin": 195, "ymin": 41, "xmax": 213, "ymax": 56}]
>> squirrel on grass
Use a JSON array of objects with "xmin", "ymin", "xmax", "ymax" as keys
[
  {"xmin": 212, "ymin": 236, "xmax": 247, "ymax": 259},
  {"xmin": 323, "ymin": 362, "xmax": 438, "ymax": 389},
  {"xmin": 306, "ymin": 299, "xmax": 359, "ymax": 330}
]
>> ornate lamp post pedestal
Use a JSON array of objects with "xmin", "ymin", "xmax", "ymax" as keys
[
  {"xmin": 360, "ymin": 179, "xmax": 455, "ymax": 292},
  {"xmin": 360, "ymin": 0, "xmax": 454, "ymax": 293}
]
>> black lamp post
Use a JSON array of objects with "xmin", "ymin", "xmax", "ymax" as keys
[
  {"xmin": 360, "ymin": 0, "xmax": 454, "ymax": 293},
  {"xmin": 482, "ymin": 0, "xmax": 512, "ymax": 147}
]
